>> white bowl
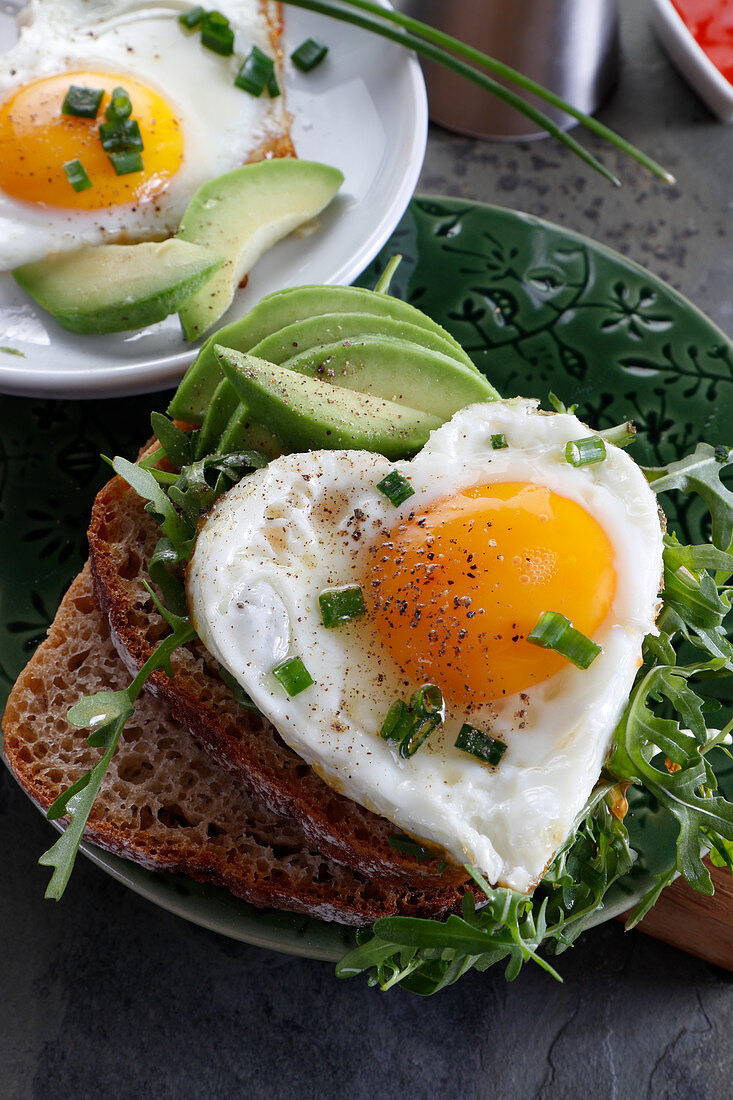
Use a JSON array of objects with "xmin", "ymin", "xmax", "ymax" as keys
[{"xmin": 650, "ymin": 0, "xmax": 733, "ymax": 121}]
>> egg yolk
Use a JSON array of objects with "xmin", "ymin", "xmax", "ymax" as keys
[
  {"xmin": 369, "ymin": 482, "xmax": 616, "ymax": 706},
  {"xmin": 0, "ymin": 71, "xmax": 183, "ymax": 210}
]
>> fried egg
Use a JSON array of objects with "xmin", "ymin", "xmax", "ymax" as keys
[
  {"xmin": 187, "ymin": 400, "xmax": 664, "ymax": 891},
  {"xmin": 0, "ymin": 1, "xmax": 287, "ymax": 269}
]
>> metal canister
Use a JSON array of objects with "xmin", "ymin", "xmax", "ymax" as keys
[{"xmin": 399, "ymin": 0, "xmax": 620, "ymax": 140}]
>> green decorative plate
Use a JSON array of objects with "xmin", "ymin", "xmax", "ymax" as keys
[{"xmin": 2, "ymin": 196, "xmax": 732, "ymax": 963}]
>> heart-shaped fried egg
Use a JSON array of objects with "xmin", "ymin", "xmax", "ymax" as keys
[{"xmin": 187, "ymin": 400, "xmax": 664, "ymax": 891}]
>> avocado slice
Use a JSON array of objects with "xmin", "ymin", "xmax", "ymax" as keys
[
  {"xmin": 169, "ymin": 283, "xmax": 476, "ymax": 422},
  {"xmin": 177, "ymin": 159, "xmax": 344, "ymax": 343},
  {"xmin": 250, "ymin": 312, "xmax": 473, "ymax": 368},
  {"xmin": 281, "ymin": 335, "xmax": 498, "ymax": 416},
  {"xmin": 215, "ymin": 401, "xmax": 281, "ymax": 459},
  {"xmin": 216, "ymin": 347, "xmax": 442, "ymax": 460},
  {"xmin": 13, "ymin": 240, "xmax": 223, "ymax": 335}
]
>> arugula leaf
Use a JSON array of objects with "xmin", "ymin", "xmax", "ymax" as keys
[
  {"xmin": 217, "ymin": 665, "xmax": 262, "ymax": 714},
  {"xmin": 149, "ymin": 412, "xmax": 196, "ymax": 471},
  {"xmin": 111, "ymin": 456, "xmax": 193, "ymax": 553},
  {"xmin": 40, "ymin": 612, "xmax": 196, "ymax": 899},
  {"xmin": 608, "ymin": 666, "xmax": 733, "ymax": 894},
  {"xmin": 704, "ymin": 829, "xmax": 733, "ymax": 873},
  {"xmin": 643, "ymin": 443, "xmax": 733, "ymax": 553},
  {"xmin": 625, "ymin": 866, "xmax": 677, "ymax": 930},
  {"xmin": 148, "ymin": 537, "xmax": 188, "ymax": 617}
]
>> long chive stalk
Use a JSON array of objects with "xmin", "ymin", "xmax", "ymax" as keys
[{"xmin": 282, "ymin": 0, "xmax": 674, "ymax": 186}]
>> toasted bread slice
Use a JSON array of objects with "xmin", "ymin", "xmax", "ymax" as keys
[
  {"xmin": 2, "ymin": 565, "xmax": 474, "ymax": 925},
  {"xmin": 88, "ymin": 469, "xmax": 468, "ymax": 890}
]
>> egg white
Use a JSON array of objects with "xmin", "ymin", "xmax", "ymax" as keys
[
  {"xmin": 187, "ymin": 400, "xmax": 664, "ymax": 891},
  {"xmin": 0, "ymin": 0, "xmax": 286, "ymax": 268}
]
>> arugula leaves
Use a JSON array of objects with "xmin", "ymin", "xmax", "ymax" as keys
[
  {"xmin": 38, "ymin": 415, "xmax": 267, "ymax": 899},
  {"xmin": 338, "ymin": 783, "xmax": 634, "ymax": 994},
  {"xmin": 41, "ymin": 600, "xmax": 195, "ymax": 899},
  {"xmin": 644, "ymin": 443, "xmax": 733, "ymax": 553}
]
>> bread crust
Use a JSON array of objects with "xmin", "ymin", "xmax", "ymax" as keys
[
  {"xmin": 88, "ymin": 467, "xmax": 470, "ymax": 891},
  {"xmin": 2, "ymin": 566, "xmax": 473, "ymax": 925}
]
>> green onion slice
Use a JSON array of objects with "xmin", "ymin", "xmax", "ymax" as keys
[
  {"xmin": 380, "ymin": 699, "xmax": 412, "ymax": 742},
  {"xmin": 527, "ymin": 610, "xmax": 602, "ymax": 669},
  {"xmin": 564, "ymin": 436, "xmax": 606, "ymax": 468},
  {"xmin": 491, "ymin": 433, "xmax": 508, "ymax": 450},
  {"xmin": 319, "ymin": 584, "xmax": 366, "ymax": 628},
  {"xmin": 400, "ymin": 714, "xmax": 442, "ymax": 758},
  {"xmin": 291, "ymin": 37, "xmax": 329, "ymax": 71},
  {"xmin": 107, "ymin": 150, "xmax": 144, "ymax": 176},
  {"xmin": 455, "ymin": 723, "xmax": 507, "ymax": 766},
  {"xmin": 267, "ymin": 71, "xmax": 281, "ymax": 98},
  {"xmin": 99, "ymin": 118, "xmax": 144, "ymax": 153},
  {"xmin": 235, "ymin": 46, "xmax": 275, "ymax": 95},
  {"xmin": 204, "ymin": 9, "xmax": 230, "ymax": 25},
  {"xmin": 411, "ymin": 684, "xmax": 444, "ymax": 718},
  {"xmin": 105, "ymin": 86, "xmax": 132, "ymax": 122},
  {"xmin": 272, "ymin": 655, "xmax": 314, "ymax": 696},
  {"xmin": 381, "ymin": 684, "xmax": 444, "ymax": 758},
  {"xmin": 61, "ymin": 85, "xmax": 104, "ymax": 119},
  {"xmin": 178, "ymin": 5, "xmax": 206, "ymax": 29},
  {"xmin": 63, "ymin": 158, "xmax": 92, "ymax": 192},
  {"xmin": 201, "ymin": 13, "xmax": 235, "ymax": 56},
  {"xmin": 376, "ymin": 470, "xmax": 414, "ymax": 507}
]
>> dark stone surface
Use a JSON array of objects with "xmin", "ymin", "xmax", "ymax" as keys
[{"xmin": 2, "ymin": 3, "xmax": 732, "ymax": 1098}]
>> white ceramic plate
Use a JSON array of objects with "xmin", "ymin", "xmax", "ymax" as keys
[
  {"xmin": 0, "ymin": 1, "xmax": 427, "ymax": 398},
  {"xmin": 651, "ymin": 0, "xmax": 733, "ymax": 122}
]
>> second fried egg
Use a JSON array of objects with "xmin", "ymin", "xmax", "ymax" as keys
[{"xmin": 0, "ymin": 1, "xmax": 288, "ymax": 268}]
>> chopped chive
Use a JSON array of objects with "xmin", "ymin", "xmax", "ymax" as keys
[
  {"xmin": 564, "ymin": 436, "xmax": 606, "ymax": 468},
  {"xmin": 400, "ymin": 713, "xmax": 442, "ymax": 758},
  {"xmin": 99, "ymin": 118, "xmax": 143, "ymax": 153},
  {"xmin": 235, "ymin": 45, "xmax": 275, "ymax": 95},
  {"xmin": 272, "ymin": 655, "xmax": 314, "ymax": 696},
  {"xmin": 203, "ymin": 9, "xmax": 229, "ymax": 25},
  {"xmin": 267, "ymin": 71, "xmax": 281, "ymax": 98},
  {"xmin": 291, "ymin": 37, "xmax": 329, "ymax": 72},
  {"xmin": 376, "ymin": 470, "xmax": 414, "ymax": 507},
  {"xmin": 380, "ymin": 699, "xmax": 412, "ymax": 743},
  {"xmin": 455, "ymin": 724, "xmax": 507, "ymax": 766},
  {"xmin": 105, "ymin": 86, "xmax": 132, "ymax": 122},
  {"xmin": 319, "ymin": 584, "xmax": 366, "ymax": 628},
  {"xmin": 715, "ymin": 445, "xmax": 729, "ymax": 464},
  {"xmin": 63, "ymin": 158, "xmax": 92, "ymax": 192},
  {"xmin": 201, "ymin": 12, "xmax": 234, "ymax": 56},
  {"xmin": 411, "ymin": 684, "xmax": 444, "ymax": 718},
  {"xmin": 178, "ymin": 5, "xmax": 205, "ymax": 29},
  {"xmin": 107, "ymin": 150, "xmax": 144, "ymax": 176},
  {"xmin": 527, "ymin": 610, "xmax": 602, "ymax": 669},
  {"xmin": 61, "ymin": 85, "xmax": 104, "ymax": 119},
  {"xmin": 381, "ymin": 684, "xmax": 444, "ymax": 758},
  {"xmin": 491, "ymin": 433, "xmax": 508, "ymax": 449}
]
